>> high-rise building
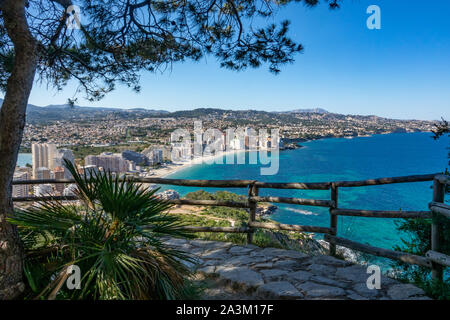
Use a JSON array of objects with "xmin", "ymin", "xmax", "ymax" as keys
[
  {"xmin": 50, "ymin": 149, "xmax": 75, "ymax": 170},
  {"xmin": 12, "ymin": 171, "xmax": 29, "ymax": 198},
  {"xmin": 35, "ymin": 167, "xmax": 51, "ymax": 180},
  {"xmin": 52, "ymin": 148, "xmax": 75, "ymax": 178},
  {"xmin": 34, "ymin": 184, "xmax": 53, "ymax": 197},
  {"xmin": 122, "ymin": 150, "xmax": 149, "ymax": 166},
  {"xmin": 85, "ymin": 153, "xmax": 129, "ymax": 173},
  {"xmin": 143, "ymin": 145, "xmax": 172, "ymax": 162},
  {"xmin": 32, "ymin": 143, "xmax": 57, "ymax": 178},
  {"xmin": 147, "ymin": 149, "xmax": 163, "ymax": 165},
  {"xmin": 53, "ymin": 166, "xmax": 66, "ymax": 195},
  {"xmin": 63, "ymin": 184, "xmax": 78, "ymax": 196}
]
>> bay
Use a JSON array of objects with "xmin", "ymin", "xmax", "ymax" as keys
[{"xmin": 163, "ymin": 132, "xmax": 449, "ymax": 253}]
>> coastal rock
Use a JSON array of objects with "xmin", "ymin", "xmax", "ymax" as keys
[
  {"xmin": 318, "ymin": 240, "xmax": 358, "ymax": 263},
  {"xmin": 156, "ymin": 189, "xmax": 180, "ymax": 200},
  {"xmin": 255, "ymin": 204, "xmax": 278, "ymax": 217}
]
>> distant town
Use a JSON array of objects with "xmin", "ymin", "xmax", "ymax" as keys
[{"xmin": 12, "ymin": 106, "xmax": 436, "ymax": 199}]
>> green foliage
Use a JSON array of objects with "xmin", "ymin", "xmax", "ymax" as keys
[
  {"xmin": 186, "ymin": 190, "xmax": 246, "ymax": 202},
  {"xmin": 186, "ymin": 190, "xmax": 248, "ymax": 221},
  {"xmin": 182, "ymin": 190, "xmax": 320, "ymax": 252},
  {"xmin": 9, "ymin": 160, "xmax": 195, "ymax": 300},
  {"xmin": 393, "ymin": 215, "xmax": 450, "ymax": 300},
  {"xmin": 393, "ymin": 125, "xmax": 450, "ymax": 299}
]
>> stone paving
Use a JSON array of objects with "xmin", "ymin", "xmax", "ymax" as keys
[{"xmin": 163, "ymin": 238, "xmax": 431, "ymax": 300}]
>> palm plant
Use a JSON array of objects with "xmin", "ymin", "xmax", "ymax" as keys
[{"xmin": 9, "ymin": 160, "xmax": 194, "ymax": 300}]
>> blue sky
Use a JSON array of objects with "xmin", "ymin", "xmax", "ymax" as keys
[{"xmin": 10, "ymin": 0, "xmax": 450, "ymax": 120}]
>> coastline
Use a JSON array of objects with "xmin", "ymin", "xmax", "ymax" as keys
[
  {"xmin": 151, "ymin": 149, "xmax": 248, "ymax": 178},
  {"xmin": 17, "ymin": 131, "xmax": 434, "ymax": 177}
]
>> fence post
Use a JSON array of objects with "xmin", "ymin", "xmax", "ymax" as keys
[
  {"xmin": 431, "ymin": 178, "xmax": 445, "ymax": 281},
  {"xmin": 247, "ymin": 183, "xmax": 259, "ymax": 244},
  {"xmin": 329, "ymin": 183, "xmax": 338, "ymax": 256}
]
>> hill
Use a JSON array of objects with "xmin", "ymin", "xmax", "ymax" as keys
[{"xmin": 0, "ymin": 98, "xmax": 169, "ymax": 123}]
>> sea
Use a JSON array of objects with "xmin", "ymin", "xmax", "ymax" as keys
[
  {"xmin": 159, "ymin": 132, "xmax": 449, "ymax": 256},
  {"xmin": 17, "ymin": 132, "xmax": 449, "ymax": 264}
]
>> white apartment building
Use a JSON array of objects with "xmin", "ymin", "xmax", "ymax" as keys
[
  {"xmin": 12, "ymin": 171, "xmax": 29, "ymax": 198},
  {"xmin": 32, "ymin": 143, "xmax": 57, "ymax": 178},
  {"xmin": 34, "ymin": 184, "xmax": 53, "ymax": 197},
  {"xmin": 52, "ymin": 149, "xmax": 75, "ymax": 178},
  {"xmin": 63, "ymin": 184, "xmax": 77, "ymax": 196},
  {"xmin": 35, "ymin": 167, "xmax": 51, "ymax": 180},
  {"xmin": 85, "ymin": 153, "xmax": 129, "ymax": 173},
  {"xmin": 147, "ymin": 149, "xmax": 163, "ymax": 165}
]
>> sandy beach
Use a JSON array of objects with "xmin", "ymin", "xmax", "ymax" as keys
[{"xmin": 150, "ymin": 149, "xmax": 246, "ymax": 178}]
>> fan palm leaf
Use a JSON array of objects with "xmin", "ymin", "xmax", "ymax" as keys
[{"xmin": 10, "ymin": 159, "xmax": 194, "ymax": 300}]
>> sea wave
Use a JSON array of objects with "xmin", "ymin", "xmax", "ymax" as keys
[{"xmin": 285, "ymin": 207, "xmax": 318, "ymax": 216}]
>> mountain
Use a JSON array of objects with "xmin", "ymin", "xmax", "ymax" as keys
[
  {"xmin": 0, "ymin": 98, "xmax": 169, "ymax": 123},
  {"xmin": 275, "ymin": 108, "xmax": 329, "ymax": 114}
]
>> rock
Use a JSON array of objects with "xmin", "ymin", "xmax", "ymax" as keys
[
  {"xmin": 163, "ymin": 237, "xmax": 188, "ymax": 247},
  {"xmin": 181, "ymin": 259, "xmax": 201, "ymax": 272},
  {"xmin": 307, "ymin": 264, "xmax": 336, "ymax": 276},
  {"xmin": 261, "ymin": 269, "xmax": 289, "ymax": 280},
  {"xmin": 253, "ymin": 262, "xmax": 273, "ymax": 269},
  {"xmin": 289, "ymin": 271, "xmax": 313, "ymax": 282},
  {"xmin": 306, "ymin": 255, "xmax": 352, "ymax": 267},
  {"xmin": 277, "ymin": 250, "xmax": 309, "ymax": 260},
  {"xmin": 257, "ymin": 247, "xmax": 292, "ymax": 258},
  {"xmin": 217, "ymin": 267, "xmax": 264, "ymax": 289},
  {"xmin": 297, "ymin": 282, "xmax": 346, "ymax": 298},
  {"xmin": 201, "ymin": 249, "xmax": 231, "ymax": 260},
  {"xmin": 203, "ymin": 241, "xmax": 233, "ymax": 251},
  {"xmin": 228, "ymin": 246, "xmax": 254, "ymax": 255},
  {"xmin": 256, "ymin": 281, "xmax": 304, "ymax": 299},
  {"xmin": 190, "ymin": 239, "xmax": 213, "ymax": 247},
  {"xmin": 255, "ymin": 204, "xmax": 278, "ymax": 217},
  {"xmin": 310, "ymin": 275, "xmax": 347, "ymax": 288},
  {"xmin": 190, "ymin": 247, "xmax": 206, "ymax": 256},
  {"xmin": 203, "ymin": 259, "xmax": 221, "ymax": 266},
  {"xmin": 387, "ymin": 284, "xmax": 428, "ymax": 300},
  {"xmin": 318, "ymin": 240, "xmax": 358, "ymax": 263},
  {"xmin": 225, "ymin": 254, "xmax": 269, "ymax": 266},
  {"xmin": 347, "ymin": 292, "xmax": 369, "ymax": 300},
  {"xmin": 273, "ymin": 260, "xmax": 299, "ymax": 269},
  {"xmin": 335, "ymin": 265, "xmax": 369, "ymax": 283},
  {"xmin": 198, "ymin": 266, "xmax": 216, "ymax": 274},
  {"xmin": 352, "ymin": 283, "xmax": 380, "ymax": 298},
  {"xmin": 156, "ymin": 189, "xmax": 180, "ymax": 200}
]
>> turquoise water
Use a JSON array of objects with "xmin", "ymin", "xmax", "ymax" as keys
[
  {"xmin": 162, "ymin": 132, "xmax": 449, "ymax": 252},
  {"xmin": 17, "ymin": 153, "xmax": 32, "ymax": 167}
]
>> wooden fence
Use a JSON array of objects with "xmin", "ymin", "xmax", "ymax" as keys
[{"xmin": 12, "ymin": 173, "xmax": 450, "ymax": 281}]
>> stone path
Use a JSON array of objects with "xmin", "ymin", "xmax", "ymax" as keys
[{"xmin": 163, "ymin": 238, "xmax": 431, "ymax": 300}]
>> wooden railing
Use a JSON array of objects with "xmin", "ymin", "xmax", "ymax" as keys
[{"xmin": 12, "ymin": 173, "xmax": 450, "ymax": 281}]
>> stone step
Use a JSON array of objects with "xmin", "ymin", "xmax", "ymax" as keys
[{"xmin": 163, "ymin": 238, "xmax": 431, "ymax": 300}]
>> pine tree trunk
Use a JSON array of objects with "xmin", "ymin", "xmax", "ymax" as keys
[{"xmin": 0, "ymin": 0, "xmax": 38, "ymax": 299}]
